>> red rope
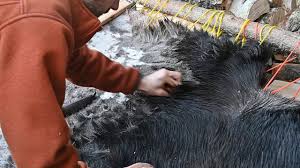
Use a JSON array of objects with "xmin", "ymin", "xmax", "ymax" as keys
[
  {"xmin": 271, "ymin": 77, "xmax": 300, "ymax": 94},
  {"xmin": 263, "ymin": 41, "xmax": 300, "ymax": 91},
  {"xmin": 254, "ymin": 23, "xmax": 259, "ymax": 40},
  {"xmin": 293, "ymin": 86, "xmax": 300, "ymax": 99},
  {"xmin": 242, "ymin": 21, "xmax": 250, "ymax": 39},
  {"xmin": 266, "ymin": 57, "xmax": 297, "ymax": 72}
]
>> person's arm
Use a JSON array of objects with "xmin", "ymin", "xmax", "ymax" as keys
[
  {"xmin": 0, "ymin": 17, "xmax": 85, "ymax": 168},
  {"xmin": 67, "ymin": 45, "xmax": 140, "ymax": 94},
  {"xmin": 67, "ymin": 46, "xmax": 182, "ymax": 96}
]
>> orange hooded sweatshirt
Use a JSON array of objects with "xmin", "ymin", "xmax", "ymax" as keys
[{"xmin": 0, "ymin": 0, "xmax": 140, "ymax": 167}]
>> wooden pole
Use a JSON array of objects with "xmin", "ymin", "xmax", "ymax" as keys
[
  {"xmin": 99, "ymin": 0, "xmax": 134, "ymax": 25},
  {"xmin": 137, "ymin": 0, "xmax": 300, "ymax": 54}
]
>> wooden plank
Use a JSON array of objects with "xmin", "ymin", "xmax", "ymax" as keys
[
  {"xmin": 99, "ymin": 0, "xmax": 134, "ymax": 26},
  {"xmin": 269, "ymin": 80, "xmax": 300, "ymax": 100},
  {"xmin": 229, "ymin": 0, "xmax": 270, "ymax": 20}
]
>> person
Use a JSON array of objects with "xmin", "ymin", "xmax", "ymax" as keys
[{"xmin": 0, "ymin": 0, "xmax": 182, "ymax": 167}]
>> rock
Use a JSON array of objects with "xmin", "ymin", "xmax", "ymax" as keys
[
  {"xmin": 229, "ymin": 0, "xmax": 270, "ymax": 20},
  {"xmin": 270, "ymin": 80, "xmax": 300, "ymax": 100},
  {"xmin": 269, "ymin": 0, "xmax": 283, "ymax": 7},
  {"xmin": 262, "ymin": 7, "xmax": 286, "ymax": 25},
  {"xmin": 287, "ymin": 9, "xmax": 300, "ymax": 33},
  {"xmin": 274, "ymin": 53, "xmax": 300, "ymax": 63},
  {"xmin": 222, "ymin": 0, "xmax": 233, "ymax": 10},
  {"xmin": 271, "ymin": 63, "xmax": 300, "ymax": 82},
  {"xmin": 282, "ymin": 0, "xmax": 297, "ymax": 12}
]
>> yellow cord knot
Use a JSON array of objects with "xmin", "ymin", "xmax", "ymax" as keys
[{"xmin": 259, "ymin": 24, "xmax": 277, "ymax": 45}]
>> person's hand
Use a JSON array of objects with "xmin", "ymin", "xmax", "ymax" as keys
[
  {"xmin": 124, "ymin": 162, "xmax": 154, "ymax": 168},
  {"xmin": 138, "ymin": 69, "xmax": 182, "ymax": 96},
  {"xmin": 77, "ymin": 161, "xmax": 88, "ymax": 168}
]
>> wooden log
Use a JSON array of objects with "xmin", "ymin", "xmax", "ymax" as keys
[
  {"xmin": 222, "ymin": 0, "xmax": 233, "ymax": 10},
  {"xmin": 138, "ymin": 7, "xmax": 204, "ymax": 30},
  {"xmin": 269, "ymin": 0, "xmax": 283, "ymax": 7},
  {"xmin": 229, "ymin": 0, "xmax": 270, "ymax": 20},
  {"xmin": 138, "ymin": 0, "xmax": 300, "ymax": 54},
  {"xmin": 99, "ymin": 0, "xmax": 134, "ymax": 25},
  {"xmin": 269, "ymin": 80, "xmax": 300, "ymax": 100},
  {"xmin": 282, "ymin": 0, "xmax": 297, "ymax": 12},
  {"xmin": 263, "ymin": 7, "xmax": 286, "ymax": 26},
  {"xmin": 271, "ymin": 63, "xmax": 300, "ymax": 81}
]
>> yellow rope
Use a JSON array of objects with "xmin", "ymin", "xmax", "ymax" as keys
[
  {"xmin": 216, "ymin": 11, "xmax": 224, "ymax": 37},
  {"xmin": 142, "ymin": 7, "xmax": 150, "ymax": 12},
  {"xmin": 259, "ymin": 24, "xmax": 277, "ymax": 45},
  {"xmin": 143, "ymin": 0, "xmax": 151, "ymax": 5},
  {"xmin": 147, "ymin": 0, "xmax": 162, "ymax": 18},
  {"xmin": 202, "ymin": 11, "xmax": 218, "ymax": 31},
  {"xmin": 182, "ymin": 3, "xmax": 198, "ymax": 20},
  {"xmin": 189, "ymin": 9, "xmax": 213, "ymax": 29},
  {"xmin": 147, "ymin": 0, "xmax": 170, "ymax": 26},
  {"xmin": 234, "ymin": 19, "xmax": 251, "ymax": 44},
  {"xmin": 139, "ymin": 0, "xmax": 151, "ymax": 12},
  {"xmin": 188, "ymin": 9, "xmax": 224, "ymax": 37},
  {"xmin": 210, "ymin": 11, "xmax": 224, "ymax": 37},
  {"xmin": 241, "ymin": 36, "xmax": 247, "ymax": 47},
  {"xmin": 173, "ymin": 2, "xmax": 190, "ymax": 19}
]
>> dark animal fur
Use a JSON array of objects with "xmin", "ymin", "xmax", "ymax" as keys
[{"xmin": 71, "ymin": 19, "xmax": 300, "ymax": 168}]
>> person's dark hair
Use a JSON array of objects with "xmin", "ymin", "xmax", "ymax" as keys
[{"xmin": 82, "ymin": 0, "xmax": 104, "ymax": 17}]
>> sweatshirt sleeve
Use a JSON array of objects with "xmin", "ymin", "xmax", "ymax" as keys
[
  {"xmin": 0, "ymin": 17, "xmax": 82, "ymax": 168},
  {"xmin": 67, "ymin": 45, "xmax": 141, "ymax": 94}
]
